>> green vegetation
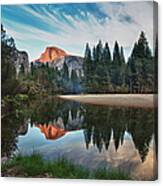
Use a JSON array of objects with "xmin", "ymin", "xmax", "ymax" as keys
[
  {"xmin": 1, "ymin": 25, "xmax": 19, "ymax": 98},
  {"xmin": 1, "ymin": 24, "xmax": 61, "ymax": 107},
  {"xmin": 83, "ymin": 31, "xmax": 157, "ymax": 93},
  {"xmin": 1, "ymin": 24, "xmax": 157, "ymax": 96},
  {"xmin": 2, "ymin": 154, "xmax": 130, "ymax": 179},
  {"xmin": 28, "ymin": 62, "xmax": 62, "ymax": 94}
]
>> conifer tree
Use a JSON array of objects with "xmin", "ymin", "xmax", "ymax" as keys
[
  {"xmin": 83, "ymin": 43, "xmax": 93, "ymax": 92},
  {"xmin": 113, "ymin": 41, "xmax": 121, "ymax": 65},
  {"xmin": 127, "ymin": 31, "xmax": 153, "ymax": 93},
  {"xmin": 95, "ymin": 40, "xmax": 103, "ymax": 62},
  {"xmin": 82, "ymin": 31, "xmax": 154, "ymax": 94},
  {"xmin": 120, "ymin": 46, "xmax": 125, "ymax": 64},
  {"xmin": 111, "ymin": 41, "xmax": 122, "ymax": 88},
  {"xmin": 1, "ymin": 24, "xmax": 18, "ymax": 97}
]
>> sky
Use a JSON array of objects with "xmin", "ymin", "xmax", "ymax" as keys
[{"xmin": 1, "ymin": 1, "xmax": 155, "ymax": 61}]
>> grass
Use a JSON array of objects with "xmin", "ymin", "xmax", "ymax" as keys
[{"xmin": 1, "ymin": 154, "xmax": 131, "ymax": 180}]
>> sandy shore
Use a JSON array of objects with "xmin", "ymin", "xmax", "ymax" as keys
[{"xmin": 58, "ymin": 94, "xmax": 157, "ymax": 108}]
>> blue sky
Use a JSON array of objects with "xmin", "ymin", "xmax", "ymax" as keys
[{"xmin": 1, "ymin": 1, "xmax": 154, "ymax": 61}]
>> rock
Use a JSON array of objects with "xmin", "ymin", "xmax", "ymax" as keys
[
  {"xmin": 34, "ymin": 46, "xmax": 84, "ymax": 79},
  {"xmin": 35, "ymin": 46, "xmax": 68, "ymax": 63},
  {"xmin": 53, "ymin": 55, "xmax": 84, "ymax": 78},
  {"xmin": 15, "ymin": 50, "xmax": 29, "ymax": 78}
]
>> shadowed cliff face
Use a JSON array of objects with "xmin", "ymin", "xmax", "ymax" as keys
[
  {"xmin": 15, "ymin": 50, "xmax": 29, "ymax": 78},
  {"xmin": 35, "ymin": 46, "xmax": 68, "ymax": 63},
  {"xmin": 36, "ymin": 124, "xmax": 67, "ymax": 140}
]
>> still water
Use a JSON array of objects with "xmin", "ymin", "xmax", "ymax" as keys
[{"xmin": 1, "ymin": 97, "xmax": 157, "ymax": 180}]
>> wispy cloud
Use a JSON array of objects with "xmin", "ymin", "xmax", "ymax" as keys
[{"xmin": 1, "ymin": 2, "xmax": 154, "ymax": 61}]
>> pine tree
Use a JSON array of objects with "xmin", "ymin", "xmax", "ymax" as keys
[
  {"xmin": 111, "ymin": 41, "xmax": 121, "ymax": 88},
  {"xmin": 120, "ymin": 46, "xmax": 125, "ymax": 64},
  {"xmin": 113, "ymin": 41, "xmax": 121, "ymax": 65},
  {"xmin": 127, "ymin": 31, "xmax": 153, "ymax": 93},
  {"xmin": 120, "ymin": 46, "xmax": 126, "ymax": 87},
  {"xmin": 92, "ymin": 46, "xmax": 96, "ymax": 61},
  {"xmin": 1, "ymin": 24, "xmax": 18, "ymax": 97},
  {"xmin": 83, "ymin": 43, "xmax": 93, "ymax": 92},
  {"xmin": 95, "ymin": 40, "xmax": 103, "ymax": 62},
  {"xmin": 82, "ymin": 31, "xmax": 154, "ymax": 94},
  {"xmin": 100, "ymin": 42, "xmax": 112, "ymax": 92},
  {"xmin": 137, "ymin": 31, "xmax": 152, "ymax": 58},
  {"xmin": 93, "ymin": 41, "xmax": 108, "ymax": 92},
  {"xmin": 102, "ymin": 42, "xmax": 111, "ymax": 63}
]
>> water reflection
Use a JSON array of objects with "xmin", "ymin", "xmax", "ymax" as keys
[
  {"xmin": 1, "ymin": 98, "xmax": 157, "ymax": 180},
  {"xmin": 36, "ymin": 124, "xmax": 66, "ymax": 140},
  {"xmin": 83, "ymin": 105, "xmax": 155, "ymax": 162}
]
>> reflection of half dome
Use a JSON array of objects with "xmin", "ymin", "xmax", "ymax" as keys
[{"xmin": 36, "ymin": 124, "xmax": 67, "ymax": 140}]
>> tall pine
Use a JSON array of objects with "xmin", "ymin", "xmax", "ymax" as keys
[{"xmin": 127, "ymin": 31, "xmax": 153, "ymax": 93}]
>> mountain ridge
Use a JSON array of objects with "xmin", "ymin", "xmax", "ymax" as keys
[{"xmin": 35, "ymin": 46, "xmax": 69, "ymax": 63}]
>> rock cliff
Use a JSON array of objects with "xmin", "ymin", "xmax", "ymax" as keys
[{"xmin": 35, "ymin": 46, "xmax": 68, "ymax": 63}]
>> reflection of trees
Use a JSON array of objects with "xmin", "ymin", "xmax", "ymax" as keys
[
  {"xmin": 2, "ymin": 98, "xmax": 156, "ymax": 163},
  {"xmin": 127, "ymin": 109, "xmax": 154, "ymax": 162},
  {"xmin": 2, "ymin": 98, "xmax": 85, "ymax": 157},
  {"xmin": 83, "ymin": 107, "xmax": 126, "ymax": 152},
  {"xmin": 29, "ymin": 98, "xmax": 85, "ymax": 130},
  {"xmin": 83, "ymin": 105, "xmax": 155, "ymax": 162},
  {"xmin": 1, "ymin": 108, "xmax": 27, "ymax": 157}
]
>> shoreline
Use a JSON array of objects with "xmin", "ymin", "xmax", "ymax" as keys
[{"xmin": 58, "ymin": 94, "xmax": 157, "ymax": 108}]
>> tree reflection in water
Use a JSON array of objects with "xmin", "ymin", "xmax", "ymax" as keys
[
  {"xmin": 83, "ymin": 105, "xmax": 155, "ymax": 162},
  {"xmin": 2, "ymin": 98, "xmax": 157, "ymax": 164}
]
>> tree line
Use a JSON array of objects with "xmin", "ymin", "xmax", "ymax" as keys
[
  {"xmin": 2, "ymin": 23, "xmax": 157, "ymax": 97},
  {"xmin": 83, "ymin": 31, "xmax": 157, "ymax": 93},
  {"xmin": 30, "ymin": 61, "xmax": 81, "ymax": 94}
]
